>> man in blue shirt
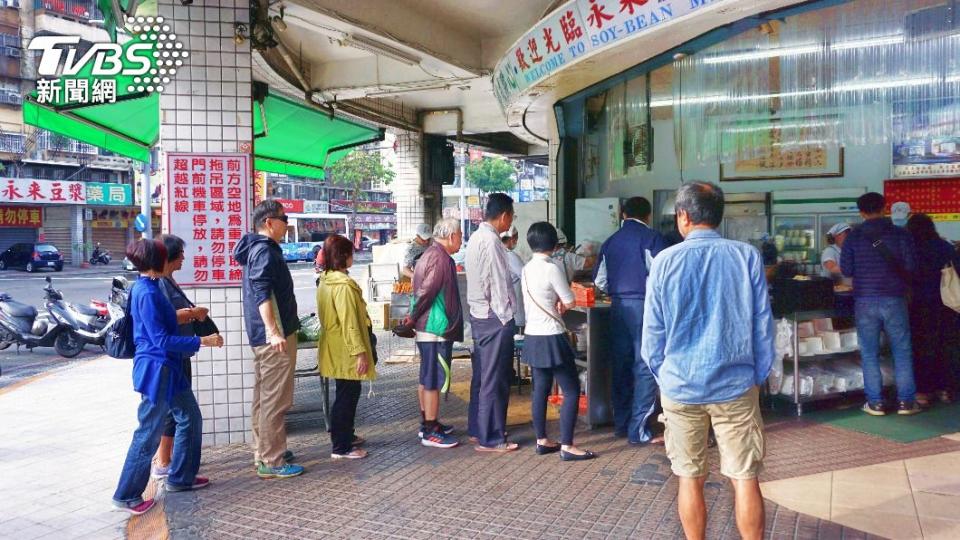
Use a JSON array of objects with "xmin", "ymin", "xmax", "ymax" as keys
[
  {"xmin": 642, "ymin": 182, "xmax": 773, "ymax": 540},
  {"xmin": 840, "ymin": 192, "xmax": 920, "ymax": 416},
  {"xmin": 593, "ymin": 196, "xmax": 668, "ymax": 444}
]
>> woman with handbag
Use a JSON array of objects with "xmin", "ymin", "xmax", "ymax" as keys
[
  {"xmin": 906, "ymin": 214, "xmax": 959, "ymax": 406},
  {"xmin": 521, "ymin": 222, "xmax": 595, "ymax": 461},
  {"xmin": 317, "ymin": 235, "xmax": 377, "ymax": 459},
  {"xmin": 150, "ymin": 234, "xmax": 218, "ymax": 479},
  {"xmin": 113, "ymin": 239, "xmax": 223, "ymax": 515}
]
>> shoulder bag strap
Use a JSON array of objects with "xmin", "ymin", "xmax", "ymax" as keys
[
  {"xmin": 863, "ymin": 229, "xmax": 911, "ymax": 285},
  {"xmin": 522, "ymin": 270, "xmax": 565, "ymax": 327}
]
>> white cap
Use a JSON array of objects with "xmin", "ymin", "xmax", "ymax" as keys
[
  {"xmin": 500, "ymin": 225, "xmax": 518, "ymax": 240},
  {"xmin": 891, "ymin": 202, "xmax": 911, "ymax": 223},
  {"xmin": 556, "ymin": 229, "xmax": 568, "ymax": 244},
  {"xmin": 415, "ymin": 223, "xmax": 432, "ymax": 240},
  {"xmin": 827, "ymin": 222, "xmax": 851, "ymax": 237}
]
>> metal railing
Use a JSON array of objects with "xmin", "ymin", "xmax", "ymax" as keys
[
  {"xmin": 34, "ymin": 0, "xmax": 103, "ymax": 21},
  {"xmin": 0, "ymin": 133, "xmax": 24, "ymax": 153},
  {"xmin": 36, "ymin": 130, "xmax": 98, "ymax": 155}
]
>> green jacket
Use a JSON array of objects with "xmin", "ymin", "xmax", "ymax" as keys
[{"xmin": 316, "ymin": 271, "xmax": 377, "ymax": 381}]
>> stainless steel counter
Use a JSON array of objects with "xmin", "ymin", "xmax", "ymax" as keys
[{"xmin": 563, "ymin": 302, "xmax": 613, "ymax": 429}]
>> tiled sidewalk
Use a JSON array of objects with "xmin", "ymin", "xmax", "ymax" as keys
[{"xmin": 3, "ymin": 353, "xmax": 959, "ymax": 539}]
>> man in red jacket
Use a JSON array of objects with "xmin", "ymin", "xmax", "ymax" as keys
[{"xmin": 399, "ymin": 218, "xmax": 465, "ymax": 448}]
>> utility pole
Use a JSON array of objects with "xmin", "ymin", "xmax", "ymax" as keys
[{"xmin": 459, "ymin": 146, "xmax": 467, "ymax": 238}]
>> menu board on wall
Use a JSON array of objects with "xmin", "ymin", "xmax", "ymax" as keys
[
  {"xmin": 884, "ymin": 177, "xmax": 960, "ymax": 221},
  {"xmin": 165, "ymin": 153, "xmax": 251, "ymax": 286}
]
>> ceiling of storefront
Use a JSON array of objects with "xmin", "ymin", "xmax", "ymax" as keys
[{"xmin": 252, "ymin": 0, "xmax": 555, "ymax": 152}]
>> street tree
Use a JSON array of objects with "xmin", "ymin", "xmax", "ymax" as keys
[
  {"xmin": 328, "ymin": 149, "xmax": 395, "ymax": 241},
  {"xmin": 465, "ymin": 157, "xmax": 516, "ymax": 199}
]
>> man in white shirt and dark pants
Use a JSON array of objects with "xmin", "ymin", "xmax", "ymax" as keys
[{"xmin": 465, "ymin": 193, "xmax": 519, "ymax": 453}]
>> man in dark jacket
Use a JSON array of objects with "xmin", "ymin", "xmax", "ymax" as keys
[
  {"xmin": 593, "ymin": 196, "xmax": 669, "ymax": 444},
  {"xmin": 841, "ymin": 192, "xmax": 920, "ymax": 416},
  {"xmin": 400, "ymin": 217, "xmax": 464, "ymax": 449},
  {"xmin": 234, "ymin": 200, "xmax": 304, "ymax": 479}
]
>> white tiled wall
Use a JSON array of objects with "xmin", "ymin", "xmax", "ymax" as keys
[{"xmin": 159, "ymin": 0, "xmax": 254, "ymax": 447}]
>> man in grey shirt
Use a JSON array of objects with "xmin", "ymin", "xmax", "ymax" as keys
[
  {"xmin": 465, "ymin": 193, "xmax": 518, "ymax": 453},
  {"xmin": 402, "ymin": 223, "xmax": 433, "ymax": 279}
]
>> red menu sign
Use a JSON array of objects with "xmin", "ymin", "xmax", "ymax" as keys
[
  {"xmin": 165, "ymin": 153, "xmax": 251, "ymax": 287},
  {"xmin": 884, "ymin": 177, "xmax": 960, "ymax": 216}
]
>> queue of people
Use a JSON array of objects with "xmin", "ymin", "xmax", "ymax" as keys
[{"xmin": 113, "ymin": 183, "xmax": 960, "ymax": 540}]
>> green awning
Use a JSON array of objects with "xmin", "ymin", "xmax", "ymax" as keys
[
  {"xmin": 253, "ymin": 88, "xmax": 384, "ymax": 179},
  {"xmin": 22, "ymin": 35, "xmax": 159, "ymax": 162}
]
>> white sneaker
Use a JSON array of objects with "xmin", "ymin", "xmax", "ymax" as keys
[{"xmin": 150, "ymin": 463, "xmax": 170, "ymax": 479}]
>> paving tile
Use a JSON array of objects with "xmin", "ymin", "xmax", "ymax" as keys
[
  {"xmin": 830, "ymin": 507, "xmax": 922, "ymax": 539},
  {"xmin": 919, "ymin": 516, "xmax": 960, "ymax": 540}
]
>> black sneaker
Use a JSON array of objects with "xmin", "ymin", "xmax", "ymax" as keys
[
  {"xmin": 862, "ymin": 402, "xmax": 886, "ymax": 416},
  {"xmin": 898, "ymin": 401, "xmax": 922, "ymax": 416}
]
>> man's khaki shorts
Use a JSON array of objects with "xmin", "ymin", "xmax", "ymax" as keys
[{"xmin": 661, "ymin": 386, "xmax": 765, "ymax": 480}]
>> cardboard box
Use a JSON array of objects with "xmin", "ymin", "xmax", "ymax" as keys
[{"xmin": 367, "ymin": 302, "xmax": 391, "ymax": 330}]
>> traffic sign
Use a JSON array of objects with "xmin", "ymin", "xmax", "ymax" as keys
[{"xmin": 134, "ymin": 213, "xmax": 149, "ymax": 232}]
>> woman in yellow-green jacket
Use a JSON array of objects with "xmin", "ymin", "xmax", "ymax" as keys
[{"xmin": 316, "ymin": 235, "xmax": 377, "ymax": 460}]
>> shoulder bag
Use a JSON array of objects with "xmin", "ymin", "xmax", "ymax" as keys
[
  {"xmin": 105, "ymin": 292, "xmax": 135, "ymax": 359},
  {"xmin": 942, "ymin": 262, "xmax": 960, "ymax": 313}
]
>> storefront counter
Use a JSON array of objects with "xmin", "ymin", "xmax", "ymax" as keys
[{"xmin": 563, "ymin": 302, "xmax": 613, "ymax": 429}]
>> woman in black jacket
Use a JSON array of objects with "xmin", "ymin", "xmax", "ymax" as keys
[{"xmin": 906, "ymin": 214, "xmax": 958, "ymax": 406}]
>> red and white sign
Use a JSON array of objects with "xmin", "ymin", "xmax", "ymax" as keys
[
  {"xmin": 165, "ymin": 153, "xmax": 251, "ymax": 287},
  {"xmin": 276, "ymin": 199, "xmax": 304, "ymax": 214},
  {"xmin": 0, "ymin": 178, "xmax": 86, "ymax": 205}
]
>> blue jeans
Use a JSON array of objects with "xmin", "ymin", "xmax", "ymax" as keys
[
  {"xmin": 855, "ymin": 297, "xmax": 916, "ymax": 404},
  {"xmin": 113, "ymin": 369, "xmax": 202, "ymax": 506},
  {"xmin": 610, "ymin": 298, "xmax": 659, "ymax": 443}
]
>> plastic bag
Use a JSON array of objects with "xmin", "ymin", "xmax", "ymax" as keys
[{"xmin": 297, "ymin": 313, "xmax": 322, "ymax": 343}]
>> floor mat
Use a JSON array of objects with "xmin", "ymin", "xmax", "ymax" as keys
[
  {"xmin": 447, "ymin": 380, "xmax": 559, "ymax": 427},
  {"xmin": 802, "ymin": 401, "xmax": 960, "ymax": 443}
]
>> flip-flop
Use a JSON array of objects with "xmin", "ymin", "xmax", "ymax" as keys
[{"xmin": 475, "ymin": 442, "xmax": 519, "ymax": 453}]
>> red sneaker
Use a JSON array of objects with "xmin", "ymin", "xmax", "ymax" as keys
[{"xmin": 115, "ymin": 499, "xmax": 155, "ymax": 515}]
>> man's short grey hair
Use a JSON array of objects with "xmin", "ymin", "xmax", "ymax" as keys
[
  {"xmin": 433, "ymin": 218, "xmax": 461, "ymax": 239},
  {"xmin": 674, "ymin": 181, "xmax": 725, "ymax": 228}
]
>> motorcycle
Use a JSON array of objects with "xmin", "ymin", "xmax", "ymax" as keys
[
  {"xmin": 90, "ymin": 244, "xmax": 112, "ymax": 265},
  {"xmin": 0, "ymin": 277, "xmax": 82, "ymax": 357},
  {"xmin": 47, "ymin": 276, "xmax": 125, "ymax": 355}
]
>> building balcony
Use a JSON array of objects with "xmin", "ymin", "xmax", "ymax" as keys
[{"xmin": 34, "ymin": 0, "xmax": 102, "ymax": 22}]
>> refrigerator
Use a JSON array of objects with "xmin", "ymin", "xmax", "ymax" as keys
[
  {"xmin": 771, "ymin": 188, "xmax": 864, "ymax": 267},
  {"xmin": 575, "ymin": 197, "xmax": 621, "ymax": 247},
  {"xmin": 721, "ymin": 192, "xmax": 770, "ymax": 244}
]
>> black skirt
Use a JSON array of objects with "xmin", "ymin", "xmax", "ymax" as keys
[{"xmin": 522, "ymin": 333, "xmax": 575, "ymax": 369}]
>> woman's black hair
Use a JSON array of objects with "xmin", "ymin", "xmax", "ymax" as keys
[
  {"xmin": 158, "ymin": 234, "xmax": 185, "ymax": 262},
  {"xmin": 527, "ymin": 221, "xmax": 558, "ymax": 253}
]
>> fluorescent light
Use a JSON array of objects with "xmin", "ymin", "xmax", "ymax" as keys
[
  {"xmin": 702, "ymin": 45, "xmax": 820, "ymax": 64},
  {"xmin": 366, "ymin": 84, "xmax": 450, "ymax": 98},
  {"xmin": 829, "ymin": 35, "xmax": 904, "ymax": 51},
  {"xmin": 341, "ymin": 34, "xmax": 421, "ymax": 66},
  {"xmin": 650, "ymin": 76, "xmax": 938, "ymax": 108},
  {"xmin": 701, "ymin": 35, "xmax": 905, "ymax": 65}
]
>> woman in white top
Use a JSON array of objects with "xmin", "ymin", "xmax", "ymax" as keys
[
  {"xmin": 521, "ymin": 222, "xmax": 595, "ymax": 462},
  {"xmin": 821, "ymin": 222, "xmax": 851, "ymax": 283}
]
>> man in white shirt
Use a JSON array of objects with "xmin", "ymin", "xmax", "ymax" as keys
[
  {"xmin": 464, "ymin": 193, "xmax": 519, "ymax": 453},
  {"xmin": 501, "ymin": 226, "xmax": 525, "ymax": 329},
  {"xmin": 550, "ymin": 229, "xmax": 586, "ymax": 282}
]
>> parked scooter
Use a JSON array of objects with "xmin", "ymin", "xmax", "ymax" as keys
[
  {"xmin": 90, "ymin": 243, "xmax": 112, "ymax": 265},
  {"xmin": 0, "ymin": 277, "xmax": 80, "ymax": 357},
  {"xmin": 48, "ymin": 276, "xmax": 124, "ymax": 355}
]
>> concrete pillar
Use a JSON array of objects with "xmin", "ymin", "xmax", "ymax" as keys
[
  {"xmin": 158, "ymin": 0, "xmax": 254, "ymax": 447},
  {"xmin": 392, "ymin": 130, "xmax": 439, "ymax": 238}
]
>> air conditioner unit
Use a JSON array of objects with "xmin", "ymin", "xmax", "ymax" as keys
[
  {"xmin": 9, "ymin": 92, "xmax": 21, "ymax": 104},
  {"xmin": 5, "ymin": 46, "xmax": 19, "ymax": 57}
]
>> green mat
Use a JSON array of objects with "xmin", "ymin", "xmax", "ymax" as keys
[{"xmin": 803, "ymin": 401, "xmax": 960, "ymax": 443}]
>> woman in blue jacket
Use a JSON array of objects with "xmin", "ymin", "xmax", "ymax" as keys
[{"xmin": 112, "ymin": 239, "xmax": 223, "ymax": 515}]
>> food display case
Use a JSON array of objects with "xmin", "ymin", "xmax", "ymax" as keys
[{"xmin": 773, "ymin": 215, "xmax": 817, "ymax": 263}]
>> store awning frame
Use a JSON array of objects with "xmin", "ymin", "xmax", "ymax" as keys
[{"xmin": 252, "ymin": 83, "xmax": 385, "ymax": 179}]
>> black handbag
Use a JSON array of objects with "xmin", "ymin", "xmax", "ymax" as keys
[
  {"xmin": 193, "ymin": 317, "xmax": 219, "ymax": 337},
  {"xmin": 368, "ymin": 327, "xmax": 379, "ymax": 365}
]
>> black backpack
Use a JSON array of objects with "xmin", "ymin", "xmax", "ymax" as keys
[{"xmin": 105, "ymin": 293, "xmax": 135, "ymax": 359}]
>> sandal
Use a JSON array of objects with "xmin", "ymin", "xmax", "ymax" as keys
[{"xmin": 475, "ymin": 442, "xmax": 519, "ymax": 453}]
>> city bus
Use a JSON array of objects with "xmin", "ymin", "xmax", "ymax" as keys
[{"xmin": 280, "ymin": 213, "xmax": 349, "ymax": 262}]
